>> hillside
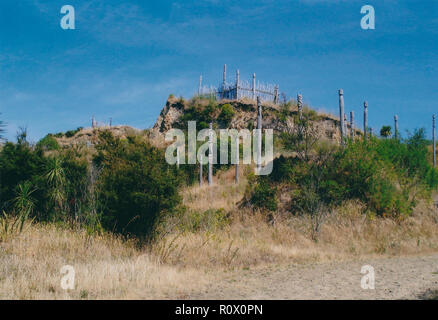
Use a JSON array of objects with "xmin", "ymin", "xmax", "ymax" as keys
[{"xmin": 151, "ymin": 96, "xmax": 362, "ymax": 143}]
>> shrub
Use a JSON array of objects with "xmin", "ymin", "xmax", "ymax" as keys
[
  {"xmin": 65, "ymin": 127, "xmax": 83, "ymax": 138},
  {"xmin": 36, "ymin": 134, "xmax": 60, "ymax": 151},
  {"xmin": 94, "ymin": 131, "xmax": 182, "ymax": 239},
  {"xmin": 254, "ymin": 128, "xmax": 438, "ymax": 218},
  {"xmin": 217, "ymin": 104, "xmax": 235, "ymax": 127},
  {"xmin": 246, "ymin": 176, "xmax": 277, "ymax": 212}
]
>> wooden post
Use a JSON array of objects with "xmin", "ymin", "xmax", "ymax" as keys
[
  {"xmin": 109, "ymin": 117, "xmax": 112, "ymax": 128},
  {"xmin": 338, "ymin": 89, "xmax": 345, "ymax": 145},
  {"xmin": 199, "ymin": 161, "xmax": 203, "ymax": 186},
  {"xmin": 198, "ymin": 75, "xmax": 202, "ymax": 96},
  {"xmin": 364, "ymin": 101, "xmax": 368, "ymax": 141},
  {"xmin": 350, "ymin": 111, "xmax": 354, "ymax": 139},
  {"xmin": 92, "ymin": 115, "xmax": 95, "ymax": 128},
  {"xmin": 297, "ymin": 94, "xmax": 303, "ymax": 120},
  {"xmin": 344, "ymin": 113, "xmax": 348, "ymax": 139},
  {"xmin": 235, "ymin": 136, "xmax": 239, "ymax": 184},
  {"xmin": 394, "ymin": 115, "xmax": 399, "ymax": 139},
  {"xmin": 433, "ymin": 114, "xmax": 436, "ymax": 168},
  {"xmin": 274, "ymin": 85, "xmax": 279, "ymax": 104},
  {"xmin": 222, "ymin": 64, "xmax": 227, "ymax": 99},
  {"xmin": 252, "ymin": 73, "xmax": 256, "ymax": 100},
  {"xmin": 208, "ymin": 122, "xmax": 213, "ymax": 186},
  {"xmin": 256, "ymin": 96, "xmax": 262, "ymax": 171},
  {"xmin": 176, "ymin": 148, "xmax": 180, "ymax": 169},
  {"xmin": 235, "ymin": 70, "xmax": 240, "ymax": 100}
]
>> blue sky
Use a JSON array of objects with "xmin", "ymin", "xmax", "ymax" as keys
[{"xmin": 0, "ymin": 0, "xmax": 437, "ymax": 142}]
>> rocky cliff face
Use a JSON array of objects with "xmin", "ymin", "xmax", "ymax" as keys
[{"xmin": 152, "ymin": 97, "xmax": 361, "ymax": 143}]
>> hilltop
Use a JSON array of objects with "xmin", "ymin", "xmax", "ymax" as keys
[
  {"xmin": 151, "ymin": 96, "xmax": 362, "ymax": 143},
  {"xmin": 48, "ymin": 96, "xmax": 362, "ymax": 149}
]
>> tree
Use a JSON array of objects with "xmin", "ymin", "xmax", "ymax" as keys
[{"xmin": 380, "ymin": 126, "xmax": 392, "ymax": 138}]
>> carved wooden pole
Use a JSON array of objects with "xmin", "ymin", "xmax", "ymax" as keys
[
  {"xmin": 350, "ymin": 111, "xmax": 354, "ymax": 139},
  {"xmin": 208, "ymin": 122, "xmax": 213, "ymax": 186},
  {"xmin": 364, "ymin": 101, "xmax": 368, "ymax": 141},
  {"xmin": 235, "ymin": 136, "xmax": 239, "ymax": 184},
  {"xmin": 344, "ymin": 113, "xmax": 348, "ymax": 139},
  {"xmin": 274, "ymin": 85, "xmax": 279, "ymax": 104},
  {"xmin": 252, "ymin": 73, "xmax": 256, "ymax": 100},
  {"xmin": 297, "ymin": 94, "xmax": 303, "ymax": 120},
  {"xmin": 338, "ymin": 89, "xmax": 345, "ymax": 145},
  {"xmin": 222, "ymin": 64, "xmax": 227, "ymax": 99},
  {"xmin": 256, "ymin": 96, "xmax": 262, "ymax": 171},
  {"xmin": 394, "ymin": 115, "xmax": 399, "ymax": 139},
  {"xmin": 176, "ymin": 148, "xmax": 180, "ymax": 170},
  {"xmin": 235, "ymin": 70, "xmax": 240, "ymax": 100},
  {"xmin": 198, "ymin": 75, "xmax": 202, "ymax": 96},
  {"xmin": 433, "ymin": 114, "xmax": 436, "ymax": 168}
]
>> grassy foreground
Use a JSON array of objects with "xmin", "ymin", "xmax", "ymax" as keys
[{"xmin": 1, "ymin": 169, "xmax": 438, "ymax": 299}]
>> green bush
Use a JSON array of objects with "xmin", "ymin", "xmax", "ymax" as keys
[
  {"xmin": 36, "ymin": 134, "xmax": 60, "ymax": 151},
  {"xmin": 217, "ymin": 104, "xmax": 235, "ymax": 127},
  {"xmin": 65, "ymin": 127, "xmax": 83, "ymax": 138},
  {"xmin": 94, "ymin": 131, "xmax": 182, "ymax": 239},
  {"xmin": 247, "ymin": 176, "xmax": 278, "ymax": 212},
  {"xmin": 254, "ymin": 128, "xmax": 438, "ymax": 218}
]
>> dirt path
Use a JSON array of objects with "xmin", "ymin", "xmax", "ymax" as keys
[{"xmin": 189, "ymin": 254, "xmax": 438, "ymax": 299}]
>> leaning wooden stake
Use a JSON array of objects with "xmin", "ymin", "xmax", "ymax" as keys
[
  {"xmin": 394, "ymin": 115, "xmax": 399, "ymax": 139},
  {"xmin": 364, "ymin": 101, "xmax": 368, "ymax": 141},
  {"xmin": 338, "ymin": 89, "xmax": 345, "ymax": 145},
  {"xmin": 256, "ymin": 96, "xmax": 262, "ymax": 172},
  {"xmin": 433, "ymin": 114, "xmax": 436, "ymax": 168},
  {"xmin": 208, "ymin": 122, "xmax": 213, "ymax": 186}
]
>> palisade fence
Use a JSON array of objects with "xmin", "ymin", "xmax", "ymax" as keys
[{"xmin": 197, "ymin": 65, "xmax": 280, "ymax": 104}]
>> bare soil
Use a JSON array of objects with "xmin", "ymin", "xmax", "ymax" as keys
[{"xmin": 188, "ymin": 253, "xmax": 438, "ymax": 300}]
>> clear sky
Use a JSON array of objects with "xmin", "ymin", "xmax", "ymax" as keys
[{"xmin": 0, "ymin": 0, "xmax": 437, "ymax": 142}]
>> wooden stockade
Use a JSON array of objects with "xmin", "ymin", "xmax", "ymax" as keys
[{"xmin": 198, "ymin": 65, "xmax": 280, "ymax": 104}]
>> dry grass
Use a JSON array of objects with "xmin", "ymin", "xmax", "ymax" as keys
[
  {"xmin": 156, "ymin": 169, "xmax": 438, "ymax": 270},
  {"xmin": 2, "ymin": 168, "xmax": 438, "ymax": 299},
  {"xmin": 0, "ymin": 224, "xmax": 211, "ymax": 299}
]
